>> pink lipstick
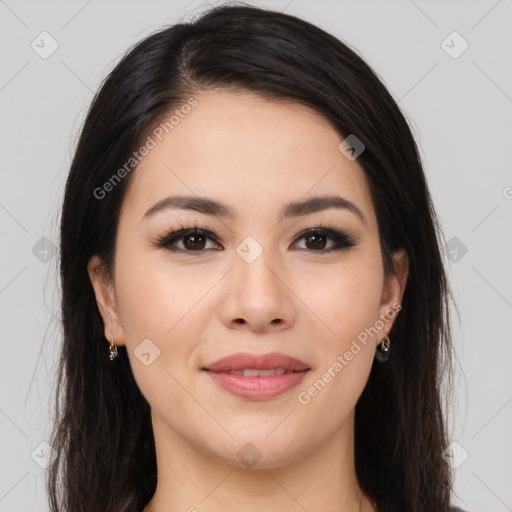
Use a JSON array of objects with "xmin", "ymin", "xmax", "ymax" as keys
[{"xmin": 202, "ymin": 352, "xmax": 310, "ymax": 400}]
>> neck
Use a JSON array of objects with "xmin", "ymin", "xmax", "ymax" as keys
[{"xmin": 143, "ymin": 409, "xmax": 376, "ymax": 512}]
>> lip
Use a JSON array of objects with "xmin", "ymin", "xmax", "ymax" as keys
[
  {"xmin": 203, "ymin": 352, "xmax": 310, "ymax": 372},
  {"xmin": 202, "ymin": 352, "xmax": 310, "ymax": 400}
]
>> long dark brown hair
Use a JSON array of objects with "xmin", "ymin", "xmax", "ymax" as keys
[{"xmin": 49, "ymin": 3, "xmax": 456, "ymax": 511}]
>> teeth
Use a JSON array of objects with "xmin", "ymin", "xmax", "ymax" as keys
[
  {"xmin": 224, "ymin": 368, "xmax": 290, "ymax": 377},
  {"xmin": 226, "ymin": 370, "xmax": 244, "ymax": 375},
  {"xmin": 256, "ymin": 369, "xmax": 276, "ymax": 377}
]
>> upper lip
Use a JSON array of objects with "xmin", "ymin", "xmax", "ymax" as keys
[{"xmin": 203, "ymin": 352, "xmax": 310, "ymax": 372}]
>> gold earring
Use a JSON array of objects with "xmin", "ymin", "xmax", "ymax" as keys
[
  {"xmin": 108, "ymin": 334, "xmax": 119, "ymax": 361},
  {"xmin": 375, "ymin": 333, "xmax": 390, "ymax": 363}
]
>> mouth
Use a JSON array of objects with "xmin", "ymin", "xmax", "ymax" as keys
[
  {"xmin": 210, "ymin": 368, "xmax": 301, "ymax": 376},
  {"xmin": 202, "ymin": 351, "xmax": 310, "ymax": 372},
  {"xmin": 202, "ymin": 352, "xmax": 310, "ymax": 400}
]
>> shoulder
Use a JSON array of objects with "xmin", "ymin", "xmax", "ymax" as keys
[{"xmin": 450, "ymin": 507, "xmax": 468, "ymax": 512}]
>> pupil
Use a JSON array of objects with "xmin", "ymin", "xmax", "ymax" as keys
[
  {"xmin": 307, "ymin": 234, "xmax": 326, "ymax": 250},
  {"xmin": 185, "ymin": 234, "xmax": 205, "ymax": 250}
]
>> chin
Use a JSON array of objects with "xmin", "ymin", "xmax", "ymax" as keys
[{"xmin": 206, "ymin": 434, "xmax": 307, "ymax": 470}]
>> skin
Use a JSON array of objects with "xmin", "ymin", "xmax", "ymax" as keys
[{"xmin": 88, "ymin": 89, "xmax": 408, "ymax": 512}]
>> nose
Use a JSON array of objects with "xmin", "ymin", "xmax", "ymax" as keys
[{"xmin": 218, "ymin": 248, "xmax": 297, "ymax": 333}]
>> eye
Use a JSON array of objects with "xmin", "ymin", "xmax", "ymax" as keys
[
  {"xmin": 292, "ymin": 226, "xmax": 357, "ymax": 252},
  {"xmin": 156, "ymin": 225, "xmax": 221, "ymax": 252},
  {"xmin": 155, "ymin": 222, "xmax": 357, "ymax": 254}
]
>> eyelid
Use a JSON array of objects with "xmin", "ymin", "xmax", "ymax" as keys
[
  {"xmin": 154, "ymin": 221, "xmax": 357, "ymax": 253},
  {"xmin": 155, "ymin": 222, "xmax": 220, "ymax": 249},
  {"xmin": 291, "ymin": 226, "xmax": 357, "ymax": 250}
]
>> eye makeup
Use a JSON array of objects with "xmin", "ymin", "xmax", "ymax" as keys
[{"xmin": 152, "ymin": 219, "xmax": 358, "ymax": 255}]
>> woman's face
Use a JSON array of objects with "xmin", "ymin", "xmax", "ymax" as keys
[{"xmin": 89, "ymin": 89, "xmax": 408, "ymax": 468}]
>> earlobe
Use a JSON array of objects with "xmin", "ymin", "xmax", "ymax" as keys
[{"xmin": 87, "ymin": 255, "xmax": 125, "ymax": 346}]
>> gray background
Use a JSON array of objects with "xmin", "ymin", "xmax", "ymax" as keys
[{"xmin": 1, "ymin": 0, "xmax": 511, "ymax": 510}]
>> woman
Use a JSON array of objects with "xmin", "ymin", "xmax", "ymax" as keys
[{"xmin": 48, "ymin": 3, "xmax": 464, "ymax": 511}]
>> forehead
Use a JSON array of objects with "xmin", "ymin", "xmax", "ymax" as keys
[{"xmin": 121, "ymin": 89, "xmax": 376, "ymax": 226}]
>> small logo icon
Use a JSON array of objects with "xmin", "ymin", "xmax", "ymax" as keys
[
  {"xmin": 134, "ymin": 338, "xmax": 161, "ymax": 366},
  {"xmin": 31, "ymin": 31, "xmax": 59, "ymax": 59},
  {"xmin": 236, "ymin": 442, "xmax": 263, "ymax": 468},
  {"xmin": 32, "ymin": 236, "xmax": 56, "ymax": 263},
  {"xmin": 339, "ymin": 134, "xmax": 365, "ymax": 161},
  {"xmin": 31, "ymin": 441, "xmax": 57, "ymax": 468},
  {"xmin": 445, "ymin": 237, "xmax": 468, "ymax": 263},
  {"xmin": 236, "ymin": 236, "xmax": 263, "ymax": 264},
  {"xmin": 441, "ymin": 441, "xmax": 469, "ymax": 469},
  {"xmin": 441, "ymin": 32, "xmax": 469, "ymax": 59}
]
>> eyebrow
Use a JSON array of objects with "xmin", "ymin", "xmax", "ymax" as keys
[{"xmin": 143, "ymin": 194, "xmax": 367, "ymax": 226}]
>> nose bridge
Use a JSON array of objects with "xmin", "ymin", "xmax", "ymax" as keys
[
  {"xmin": 219, "ymin": 234, "xmax": 296, "ymax": 331},
  {"xmin": 234, "ymin": 235, "xmax": 284, "ymax": 302}
]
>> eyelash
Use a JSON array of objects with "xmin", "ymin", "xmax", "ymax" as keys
[{"xmin": 155, "ymin": 220, "xmax": 357, "ymax": 255}]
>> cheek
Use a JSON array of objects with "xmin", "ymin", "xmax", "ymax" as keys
[
  {"xmin": 112, "ymin": 252, "xmax": 208, "ymax": 413},
  {"xmin": 113, "ymin": 241, "xmax": 210, "ymax": 339},
  {"xmin": 112, "ymin": 246, "xmax": 222, "ymax": 400},
  {"xmin": 294, "ymin": 254, "xmax": 384, "ymax": 346},
  {"xmin": 331, "ymin": 269, "xmax": 383, "ymax": 343},
  {"xmin": 293, "ymin": 257, "xmax": 382, "ymax": 412}
]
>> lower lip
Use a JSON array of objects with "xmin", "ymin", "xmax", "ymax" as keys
[{"xmin": 204, "ymin": 370, "xmax": 309, "ymax": 400}]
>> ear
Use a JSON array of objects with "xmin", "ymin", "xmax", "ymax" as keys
[
  {"xmin": 378, "ymin": 248, "xmax": 409, "ymax": 337},
  {"xmin": 87, "ymin": 255, "xmax": 126, "ymax": 346}
]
